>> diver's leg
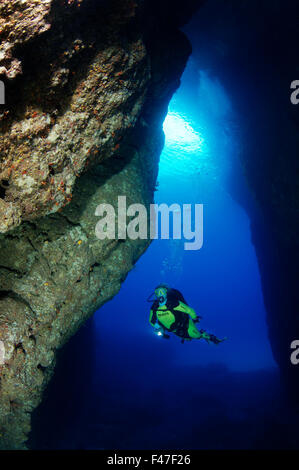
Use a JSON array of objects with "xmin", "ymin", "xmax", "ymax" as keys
[
  {"xmin": 187, "ymin": 319, "xmax": 202, "ymax": 339},
  {"xmin": 199, "ymin": 329, "xmax": 227, "ymax": 344},
  {"xmin": 188, "ymin": 320, "xmax": 226, "ymax": 344}
]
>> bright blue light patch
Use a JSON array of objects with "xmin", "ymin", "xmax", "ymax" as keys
[
  {"xmin": 158, "ymin": 67, "xmax": 238, "ymax": 184},
  {"xmin": 160, "ymin": 111, "xmax": 209, "ymax": 179},
  {"xmin": 163, "ymin": 112, "xmax": 205, "ymax": 152}
]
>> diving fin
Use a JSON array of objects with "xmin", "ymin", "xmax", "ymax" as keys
[{"xmin": 210, "ymin": 335, "xmax": 228, "ymax": 345}]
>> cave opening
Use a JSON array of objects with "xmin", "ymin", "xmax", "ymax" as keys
[
  {"xmin": 152, "ymin": 58, "xmax": 276, "ymax": 371},
  {"xmin": 31, "ymin": 51, "xmax": 282, "ymax": 452},
  {"xmin": 28, "ymin": 0, "xmax": 299, "ymax": 451}
]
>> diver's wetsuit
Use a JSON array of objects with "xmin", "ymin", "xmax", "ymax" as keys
[{"xmin": 149, "ymin": 289, "xmax": 221, "ymax": 344}]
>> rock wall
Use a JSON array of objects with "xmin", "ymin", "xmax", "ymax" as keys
[
  {"xmin": 0, "ymin": 0, "xmax": 194, "ymax": 449},
  {"xmin": 186, "ymin": 0, "xmax": 299, "ymax": 398}
]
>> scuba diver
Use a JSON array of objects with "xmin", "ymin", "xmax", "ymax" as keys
[{"xmin": 148, "ymin": 284, "xmax": 226, "ymax": 344}]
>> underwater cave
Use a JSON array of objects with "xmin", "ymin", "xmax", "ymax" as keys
[{"xmin": 0, "ymin": 0, "xmax": 299, "ymax": 453}]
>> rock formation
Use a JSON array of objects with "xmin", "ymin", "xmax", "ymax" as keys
[
  {"xmin": 0, "ymin": 0, "xmax": 197, "ymax": 449},
  {"xmin": 186, "ymin": 0, "xmax": 299, "ymax": 400}
]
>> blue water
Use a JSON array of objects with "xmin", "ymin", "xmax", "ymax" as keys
[
  {"xmin": 84, "ymin": 60, "xmax": 285, "ymax": 449},
  {"xmin": 95, "ymin": 58, "xmax": 275, "ymax": 372},
  {"xmin": 32, "ymin": 58, "xmax": 299, "ymax": 451}
]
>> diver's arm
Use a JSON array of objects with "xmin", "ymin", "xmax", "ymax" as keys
[
  {"xmin": 149, "ymin": 309, "xmax": 155, "ymax": 326},
  {"xmin": 174, "ymin": 301, "xmax": 198, "ymax": 320}
]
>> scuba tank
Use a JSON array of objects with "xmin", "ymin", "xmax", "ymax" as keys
[{"xmin": 166, "ymin": 288, "xmax": 188, "ymax": 306}]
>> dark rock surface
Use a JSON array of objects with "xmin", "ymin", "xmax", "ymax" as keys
[{"xmin": 186, "ymin": 0, "xmax": 299, "ymax": 399}]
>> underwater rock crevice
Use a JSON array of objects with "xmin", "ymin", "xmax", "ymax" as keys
[{"xmin": 186, "ymin": 0, "xmax": 299, "ymax": 400}]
